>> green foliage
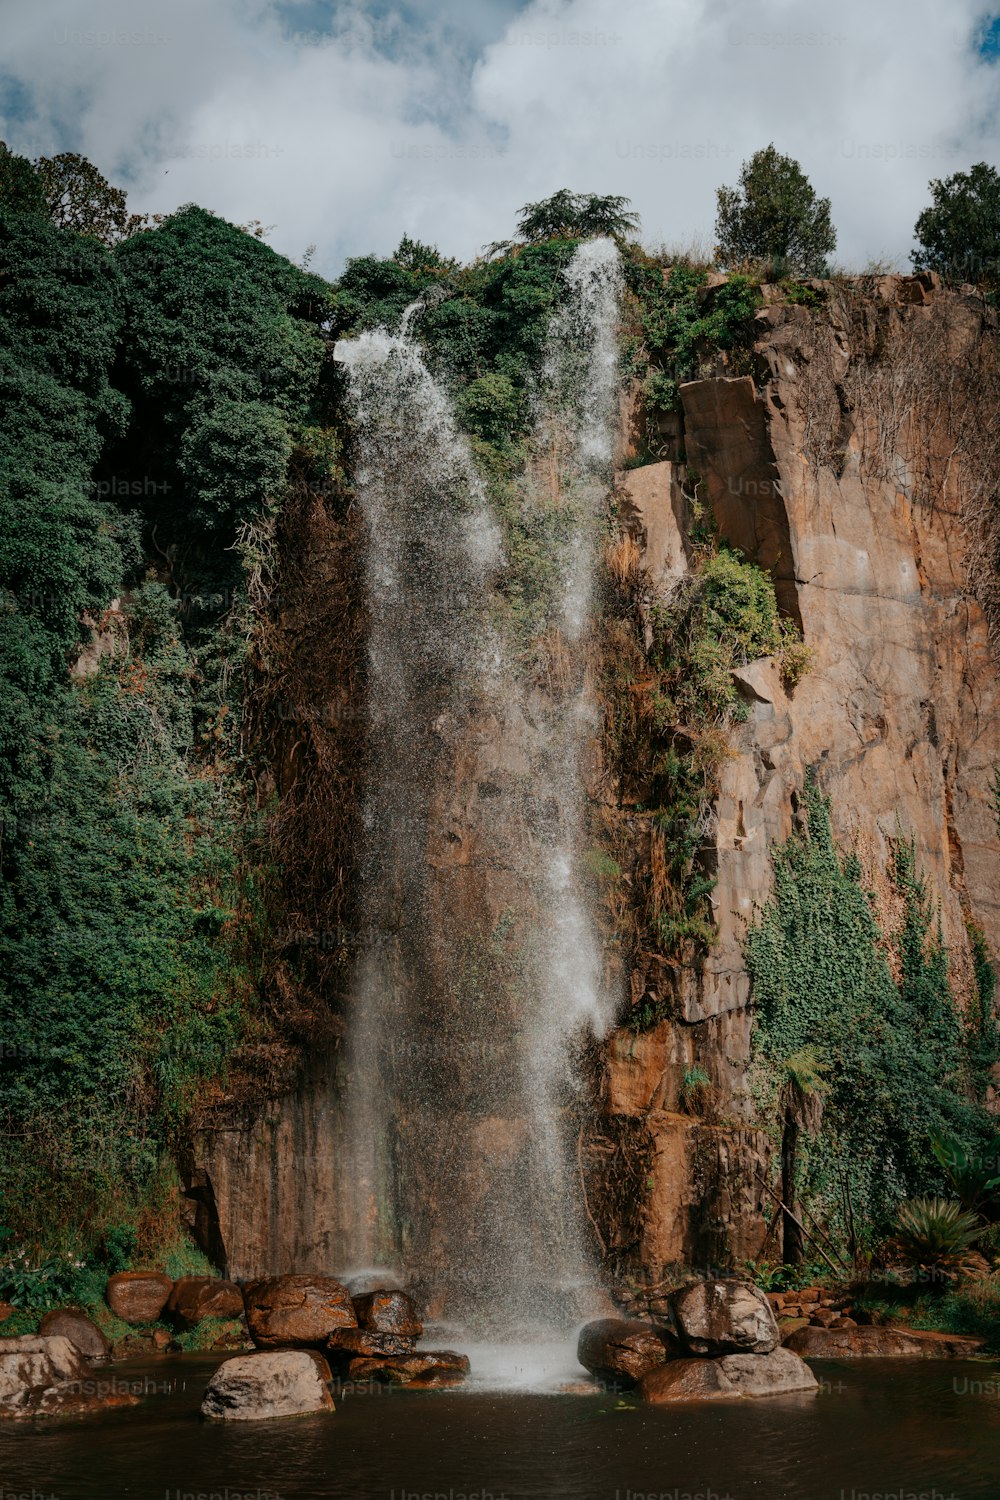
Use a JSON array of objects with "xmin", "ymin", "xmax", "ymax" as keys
[
  {"xmin": 35, "ymin": 152, "xmax": 136, "ymax": 244},
  {"xmin": 929, "ymin": 1129, "xmax": 1000, "ymax": 1212},
  {"xmin": 0, "ymin": 191, "xmax": 331, "ymax": 1261},
  {"xmin": 746, "ymin": 781, "xmax": 995, "ymax": 1233},
  {"xmin": 892, "ymin": 1197, "xmax": 983, "ymax": 1282},
  {"xmin": 912, "ymin": 162, "xmax": 1000, "ymax": 296},
  {"xmin": 0, "ymin": 142, "xmax": 46, "ymax": 216},
  {"xmin": 715, "ymin": 144, "xmax": 836, "ymax": 275},
  {"xmin": 632, "ymin": 263, "xmax": 762, "ymax": 410},
  {"xmin": 512, "ymin": 189, "xmax": 640, "ymax": 246}
]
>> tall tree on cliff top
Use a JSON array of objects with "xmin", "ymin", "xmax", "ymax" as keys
[
  {"xmin": 911, "ymin": 162, "xmax": 1000, "ymax": 296},
  {"xmin": 714, "ymin": 144, "xmax": 836, "ymax": 275}
]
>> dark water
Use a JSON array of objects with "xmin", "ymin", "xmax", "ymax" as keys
[{"xmin": 2, "ymin": 1355, "xmax": 1000, "ymax": 1500}]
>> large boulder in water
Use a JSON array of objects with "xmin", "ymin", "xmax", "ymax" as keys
[
  {"xmin": 0, "ymin": 1334, "xmax": 140, "ymax": 1419},
  {"xmin": 717, "ymin": 1347, "xmax": 818, "ymax": 1397},
  {"xmin": 165, "ymin": 1277, "xmax": 244, "ymax": 1330},
  {"xmin": 576, "ymin": 1318, "xmax": 668, "ymax": 1385},
  {"xmin": 201, "ymin": 1350, "xmax": 335, "ymax": 1421},
  {"xmin": 37, "ymin": 1309, "xmax": 110, "ymax": 1363},
  {"xmin": 639, "ymin": 1357, "xmax": 739, "ymax": 1404},
  {"xmin": 346, "ymin": 1350, "xmax": 470, "ymax": 1388},
  {"xmin": 671, "ymin": 1280, "xmax": 779, "ymax": 1356},
  {"xmin": 327, "ymin": 1328, "xmax": 417, "ymax": 1361},
  {"xmin": 351, "ymin": 1289, "xmax": 422, "ymax": 1337},
  {"xmin": 785, "ymin": 1324, "xmax": 983, "ymax": 1359},
  {"xmin": 244, "ymin": 1275, "xmax": 356, "ymax": 1349},
  {"xmin": 106, "ymin": 1272, "xmax": 173, "ymax": 1325}
]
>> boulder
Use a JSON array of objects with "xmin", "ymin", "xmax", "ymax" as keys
[
  {"xmin": 37, "ymin": 1309, "xmax": 110, "ymax": 1363},
  {"xmin": 351, "ymin": 1289, "xmax": 422, "ymax": 1337},
  {"xmin": 346, "ymin": 1350, "xmax": 470, "ymax": 1389},
  {"xmin": 671, "ymin": 1280, "xmax": 779, "ymax": 1356},
  {"xmin": 0, "ymin": 1334, "xmax": 140, "ymax": 1419},
  {"xmin": 105, "ymin": 1272, "xmax": 172, "ymax": 1325},
  {"xmin": 717, "ymin": 1348, "xmax": 818, "ymax": 1397},
  {"xmin": 639, "ymin": 1358, "xmax": 738, "ymax": 1404},
  {"xmin": 576, "ymin": 1318, "xmax": 667, "ymax": 1385},
  {"xmin": 327, "ymin": 1328, "xmax": 417, "ymax": 1360},
  {"xmin": 785, "ymin": 1324, "xmax": 983, "ymax": 1359},
  {"xmin": 201, "ymin": 1350, "xmax": 335, "ymax": 1421},
  {"xmin": 243, "ymin": 1275, "xmax": 356, "ymax": 1349},
  {"xmin": 165, "ymin": 1277, "xmax": 244, "ymax": 1330}
]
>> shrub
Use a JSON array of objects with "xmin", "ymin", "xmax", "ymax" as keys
[
  {"xmin": 892, "ymin": 1197, "xmax": 983, "ymax": 1284},
  {"xmin": 911, "ymin": 162, "xmax": 1000, "ymax": 297}
]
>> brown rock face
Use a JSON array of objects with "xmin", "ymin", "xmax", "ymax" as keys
[
  {"xmin": 576, "ymin": 1318, "xmax": 667, "ymax": 1385},
  {"xmin": 105, "ymin": 1272, "xmax": 173, "ymax": 1325},
  {"xmin": 0, "ymin": 1335, "xmax": 140, "ymax": 1419},
  {"xmin": 785, "ymin": 1324, "xmax": 983, "ymax": 1358},
  {"xmin": 346, "ymin": 1350, "xmax": 471, "ymax": 1388},
  {"xmin": 639, "ymin": 1358, "xmax": 738, "ymax": 1404},
  {"xmin": 351, "ymin": 1290, "xmax": 422, "ymax": 1337},
  {"xmin": 37, "ymin": 1309, "xmax": 110, "ymax": 1363},
  {"xmin": 716, "ymin": 1348, "xmax": 818, "ymax": 1397},
  {"xmin": 244, "ymin": 1276, "xmax": 356, "ymax": 1349},
  {"xmin": 201, "ymin": 1350, "xmax": 335, "ymax": 1421},
  {"xmin": 672, "ymin": 1280, "xmax": 779, "ymax": 1356},
  {"xmin": 165, "ymin": 1277, "xmax": 244, "ymax": 1330}
]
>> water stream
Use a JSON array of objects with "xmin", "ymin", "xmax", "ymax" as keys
[{"xmin": 333, "ymin": 239, "xmax": 622, "ymax": 1368}]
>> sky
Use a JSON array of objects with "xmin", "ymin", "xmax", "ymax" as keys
[{"xmin": 1, "ymin": 0, "xmax": 998, "ymax": 278}]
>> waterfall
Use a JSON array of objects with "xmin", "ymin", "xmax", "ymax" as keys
[{"xmin": 334, "ymin": 240, "xmax": 622, "ymax": 1372}]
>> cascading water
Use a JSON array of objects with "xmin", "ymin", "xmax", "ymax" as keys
[{"xmin": 334, "ymin": 239, "xmax": 623, "ymax": 1381}]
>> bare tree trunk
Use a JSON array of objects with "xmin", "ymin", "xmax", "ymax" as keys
[{"xmin": 781, "ymin": 1107, "xmax": 804, "ymax": 1266}]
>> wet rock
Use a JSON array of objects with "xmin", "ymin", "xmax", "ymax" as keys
[
  {"xmin": 639, "ymin": 1358, "xmax": 738, "ymax": 1403},
  {"xmin": 785, "ymin": 1325, "xmax": 983, "ymax": 1359},
  {"xmin": 0, "ymin": 1335, "xmax": 140, "ymax": 1419},
  {"xmin": 717, "ymin": 1348, "xmax": 818, "ymax": 1397},
  {"xmin": 244, "ymin": 1275, "xmax": 356, "ymax": 1349},
  {"xmin": 165, "ymin": 1277, "xmax": 245, "ymax": 1330},
  {"xmin": 37, "ymin": 1309, "xmax": 110, "ymax": 1363},
  {"xmin": 346, "ymin": 1350, "xmax": 470, "ymax": 1389},
  {"xmin": 327, "ymin": 1328, "xmax": 417, "ymax": 1360},
  {"xmin": 577, "ymin": 1318, "xmax": 668, "ymax": 1385},
  {"xmin": 105, "ymin": 1272, "xmax": 173, "ymax": 1325},
  {"xmin": 671, "ymin": 1280, "xmax": 779, "ymax": 1356},
  {"xmin": 351, "ymin": 1289, "xmax": 422, "ymax": 1337},
  {"xmin": 201, "ymin": 1350, "xmax": 335, "ymax": 1421}
]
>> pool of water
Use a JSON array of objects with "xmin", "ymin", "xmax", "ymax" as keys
[{"xmin": 2, "ymin": 1354, "xmax": 999, "ymax": 1500}]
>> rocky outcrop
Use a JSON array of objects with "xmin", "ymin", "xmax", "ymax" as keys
[
  {"xmin": 201, "ymin": 1350, "xmax": 335, "ymax": 1421},
  {"xmin": 106, "ymin": 1272, "xmax": 173, "ymax": 1325},
  {"xmin": 0, "ymin": 1335, "xmax": 140, "ymax": 1419},
  {"xmin": 672, "ymin": 1280, "xmax": 779, "ymax": 1355},
  {"xmin": 244, "ymin": 1275, "xmax": 356, "ymax": 1349},
  {"xmin": 37, "ymin": 1309, "xmax": 111, "ymax": 1362},
  {"xmin": 576, "ymin": 1318, "xmax": 668, "ymax": 1384},
  {"xmin": 327, "ymin": 1328, "xmax": 417, "ymax": 1360},
  {"xmin": 165, "ymin": 1277, "xmax": 244, "ymax": 1329},
  {"xmin": 785, "ymin": 1324, "xmax": 983, "ymax": 1358}
]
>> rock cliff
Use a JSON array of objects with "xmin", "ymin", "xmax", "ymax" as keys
[{"xmin": 189, "ymin": 274, "xmax": 1000, "ymax": 1291}]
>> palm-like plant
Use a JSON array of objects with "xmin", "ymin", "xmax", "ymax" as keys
[
  {"xmin": 929, "ymin": 1130, "xmax": 1000, "ymax": 1212},
  {"xmin": 892, "ymin": 1197, "xmax": 983, "ymax": 1285}
]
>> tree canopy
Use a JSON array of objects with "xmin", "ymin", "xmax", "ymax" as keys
[
  {"xmin": 715, "ymin": 144, "xmax": 836, "ymax": 274},
  {"xmin": 912, "ymin": 161, "xmax": 1000, "ymax": 294}
]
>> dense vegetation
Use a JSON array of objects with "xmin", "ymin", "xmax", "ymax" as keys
[
  {"xmin": 0, "ymin": 183, "xmax": 333, "ymax": 1263},
  {"xmin": 746, "ymin": 783, "xmax": 999, "ymax": 1239}
]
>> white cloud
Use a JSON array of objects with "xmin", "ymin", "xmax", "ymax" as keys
[{"xmin": 1, "ymin": 0, "xmax": 997, "ymax": 275}]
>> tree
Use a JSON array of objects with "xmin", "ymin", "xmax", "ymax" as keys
[
  {"xmin": 715, "ymin": 145, "xmax": 836, "ymax": 274},
  {"xmin": 513, "ymin": 189, "xmax": 640, "ymax": 245},
  {"xmin": 34, "ymin": 152, "xmax": 145, "ymax": 245},
  {"xmin": 911, "ymin": 162, "xmax": 1000, "ymax": 294},
  {"xmin": 0, "ymin": 142, "xmax": 45, "ymax": 217}
]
